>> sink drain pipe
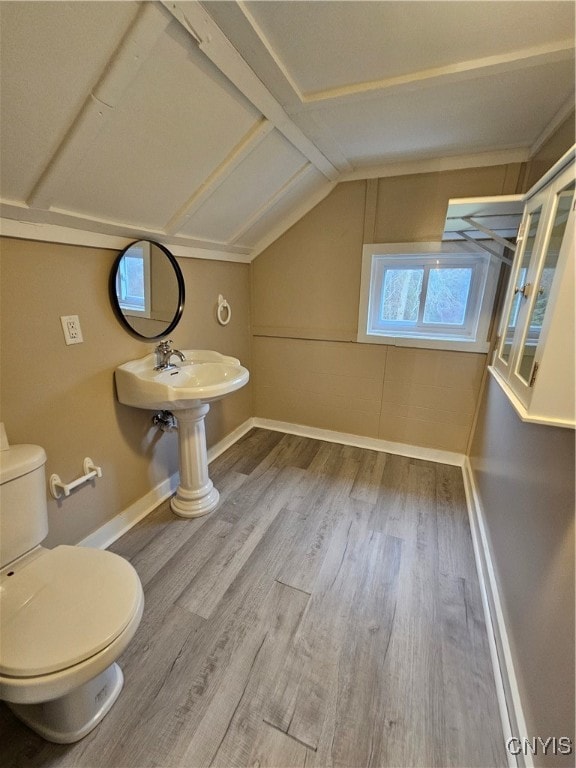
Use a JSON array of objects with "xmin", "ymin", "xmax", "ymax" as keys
[{"xmin": 152, "ymin": 410, "xmax": 177, "ymax": 432}]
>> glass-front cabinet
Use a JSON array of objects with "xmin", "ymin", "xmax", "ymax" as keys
[{"xmin": 492, "ymin": 148, "xmax": 575, "ymax": 428}]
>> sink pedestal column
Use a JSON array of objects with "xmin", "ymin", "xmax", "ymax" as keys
[{"xmin": 171, "ymin": 405, "xmax": 219, "ymax": 517}]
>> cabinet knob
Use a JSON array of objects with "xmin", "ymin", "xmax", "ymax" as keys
[{"xmin": 514, "ymin": 283, "xmax": 532, "ymax": 298}]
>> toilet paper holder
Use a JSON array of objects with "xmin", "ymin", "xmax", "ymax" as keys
[{"xmin": 50, "ymin": 457, "xmax": 102, "ymax": 499}]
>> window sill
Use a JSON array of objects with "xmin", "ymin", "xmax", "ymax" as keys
[{"xmin": 357, "ymin": 331, "xmax": 490, "ymax": 353}]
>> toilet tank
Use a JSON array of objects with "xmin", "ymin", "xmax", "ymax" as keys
[{"xmin": 0, "ymin": 445, "xmax": 48, "ymax": 568}]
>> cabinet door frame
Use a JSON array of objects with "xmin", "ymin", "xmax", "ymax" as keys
[
  {"xmin": 508, "ymin": 164, "xmax": 575, "ymax": 406},
  {"xmin": 493, "ymin": 189, "xmax": 548, "ymax": 382},
  {"xmin": 492, "ymin": 155, "xmax": 575, "ymax": 421}
]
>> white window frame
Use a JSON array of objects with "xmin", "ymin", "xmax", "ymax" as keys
[{"xmin": 357, "ymin": 242, "xmax": 500, "ymax": 352}]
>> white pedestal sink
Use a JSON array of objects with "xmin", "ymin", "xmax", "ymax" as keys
[{"xmin": 115, "ymin": 350, "xmax": 249, "ymax": 517}]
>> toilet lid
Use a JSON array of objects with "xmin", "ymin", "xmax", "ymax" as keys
[{"xmin": 0, "ymin": 546, "xmax": 143, "ymax": 677}]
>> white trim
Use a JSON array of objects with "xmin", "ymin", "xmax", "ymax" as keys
[
  {"xmin": 488, "ymin": 367, "xmax": 575, "ymax": 430},
  {"xmin": 462, "ymin": 457, "xmax": 531, "ymax": 768},
  {"xmin": 357, "ymin": 241, "xmax": 499, "ymax": 353},
  {"xmin": 0, "ymin": 216, "xmax": 139, "ymax": 251},
  {"xmin": 0, "ymin": 143, "xmax": 529, "ymax": 261},
  {"xmin": 234, "ymin": 0, "xmax": 304, "ymax": 109},
  {"xmin": 301, "ymin": 39, "xmax": 574, "ymax": 108},
  {"xmin": 0, "ymin": 217, "xmax": 251, "ymax": 263},
  {"xmin": 252, "ymin": 417, "xmax": 465, "ymax": 466},
  {"xmin": 77, "ymin": 415, "xmax": 467, "ymax": 552},
  {"xmin": 529, "ymin": 98, "xmax": 576, "ymax": 158},
  {"xmin": 164, "ymin": 119, "xmax": 274, "ymax": 236},
  {"xmin": 524, "ymin": 144, "xmax": 576, "ymax": 200},
  {"xmin": 162, "ymin": 1, "xmax": 339, "ymax": 182},
  {"xmin": 77, "ymin": 473, "xmax": 180, "ymax": 551},
  {"xmin": 229, "ymin": 163, "xmax": 317, "ymax": 245},
  {"xmin": 77, "ymin": 418, "xmax": 255, "ymax": 550},
  {"xmin": 341, "ymin": 147, "xmax": 530, "ymax": 182},
  {"xmin": 128, "ymin": 242, "xmax": 248, "ymax": 264},
  {"xmin": 206, "ymin": 418, "xmax": 255, "ymax": 464},
  {"xmin": 359, "ymin": 335, "xmax": 491, "ymax": 354}
]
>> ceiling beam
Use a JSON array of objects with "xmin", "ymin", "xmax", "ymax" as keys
[
  {"xmin": 299, "ymin": 38, "xmax": 575, "ymax": 108},
  {"xmin": 162, "ymin": 1, "xmax": 340, "ymax": 182},
  {"xmin": 201, "ymin": 0, "xmax": 304, "ymax": 112},
  {"xmin": 340, "ymin": 147, "xmax": 531, "ymax": 183},
  {"xmin": 229, "ymin": 163, "xmax": 316, "ymax": 245},
  {"xmin": 165, "ymin": 118, "xmax": 274, "ymax": 235},
  {"xmin": 0, "ymin": 201, "xmax": 252, "ymax": 261}
]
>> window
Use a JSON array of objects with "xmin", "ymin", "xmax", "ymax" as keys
[
  {"xmin": 358, "ymin": 243, "xmax": 500, "ymax": 352},
  {"xmin": 116, "ymin": 241, "xmax": 152, "ymax": 317}
]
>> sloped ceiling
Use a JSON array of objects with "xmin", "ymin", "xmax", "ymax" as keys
[{"xmin": 0, "ymin": 1, "xmax": 574, "ymax": 262}]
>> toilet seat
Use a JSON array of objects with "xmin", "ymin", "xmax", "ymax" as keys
[{"xmin": 0, "ymin": 545, "xmax": 143, "ymax": 677}]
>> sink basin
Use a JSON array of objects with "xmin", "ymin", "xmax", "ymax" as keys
[
  {"xmin": 115, "ymin": 350, "xmax": 249, "ymax": 410},
  {"xmin": 115, "ymin": 350, "xmax": 249, "ymax": 519}
]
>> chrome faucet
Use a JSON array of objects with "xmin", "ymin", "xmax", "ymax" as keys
[{"xmin": 154, "ymin": 340, "xmax": 186, "ymax": 371}]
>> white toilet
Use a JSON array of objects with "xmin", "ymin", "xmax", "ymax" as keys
[{"xmin": 0, "ymin": 444, "xmax": 144, "ymax": 743}]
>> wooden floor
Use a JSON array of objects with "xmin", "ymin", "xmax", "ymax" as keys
[{"xmin": 1, "ymin": 429, "xmax": 506, "ymax": 768}]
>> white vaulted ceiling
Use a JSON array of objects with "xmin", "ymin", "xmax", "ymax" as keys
[{"xmin": 0, "ymin": 1, "xmax": 574, "ymax": 261}]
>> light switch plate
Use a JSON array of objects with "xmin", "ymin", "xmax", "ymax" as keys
[{"xmin": 60, "ymin": 315, "xmax": 83, "ymax": 345}]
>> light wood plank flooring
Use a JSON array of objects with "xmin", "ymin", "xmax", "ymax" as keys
[{"xmin": 0, "ymin": 429, "xmax": 507, "ymax": 767}]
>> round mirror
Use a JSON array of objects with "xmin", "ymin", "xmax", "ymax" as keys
[{"xmin": 110, "ymin": 240, "xmax": 185, "ymax": 340}]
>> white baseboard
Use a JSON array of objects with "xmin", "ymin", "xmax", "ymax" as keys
[
  {"xmin": 462, "ymin": 457, "xmax": 530, "ymax": 768},
  {"xmin": 252, "ymin": 416, "xmax": 465, "ymax": 466},
  {"xmin": 79, "ymin": 416, "xmax": 466, "ymax": 551},
  {"xmin": 206, "ymin": 418, "xmax": 255, "ymax": 463},
  {"xmin": 77, "ymin": 473, "xmax": 180, "ymax": 551},
  {"xmin": 78, "ymin": 418, "xmax": 255, "ymax": 551}
]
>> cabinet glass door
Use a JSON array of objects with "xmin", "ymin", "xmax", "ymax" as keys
[
  {"xmin": 499, "ymin": 205, "xmax": 542, "ymax": 364},
  {"xmin": 517, "ymin": 179, "xmax": 575, "ymax": 385}
]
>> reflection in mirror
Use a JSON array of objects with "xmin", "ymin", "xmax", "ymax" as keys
[{"xmin": 110, "ymin": 240, "xmax": 185, "ymax": 340}]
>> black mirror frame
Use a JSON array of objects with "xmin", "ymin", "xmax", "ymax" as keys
[{"xmin": 109, "ymin": 240, "xmax": 185, "ymax": 341}]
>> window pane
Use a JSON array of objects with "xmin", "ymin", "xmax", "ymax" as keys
[
  {"xmin": 500, "ymin": 207, "xmax": 541, "ymax": 363},
  {"xmin": 518, "ymin": 180, "xmax": 574, "ymax": 384},
  {"xmin": 380, "ymin": 268, "xmax": 423, "ymax": 322},
  {"xmin": 118, "ymin": 254, "xmax": 145, "ymax": 311},
  {"xmin": 423, "ymin": 267, "xmax": 472, "ymax": 325}
]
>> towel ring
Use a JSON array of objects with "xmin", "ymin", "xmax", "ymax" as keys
[{"xmin": 217, "ymin": 295, "xmax": 231, "ymax": 326}]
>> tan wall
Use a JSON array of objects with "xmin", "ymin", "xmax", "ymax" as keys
[
  {"xmin": 0, "ymin": 237, "xmax": 252, "ymax": 547},
  {"xmin": 252, "ymin": 180, "xmax": 366, "ymax": 342},
  {"xmin": 469, "ymin": 377, "xmax": 575, "ymax": 765},
  {"xmin": 372, "ymin": 164, "xmax": 524, "ymax": 243},
  {"xmin": 253, "ymin": 336, "xmax": 485, "ymax": 453},
  {"xmin": 468, "ymin": 124, "xmax": 575, "ymax": 764},
  {"xmin": 251, "ymin": 162, "xmax": 522, "ymax": 452}
]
